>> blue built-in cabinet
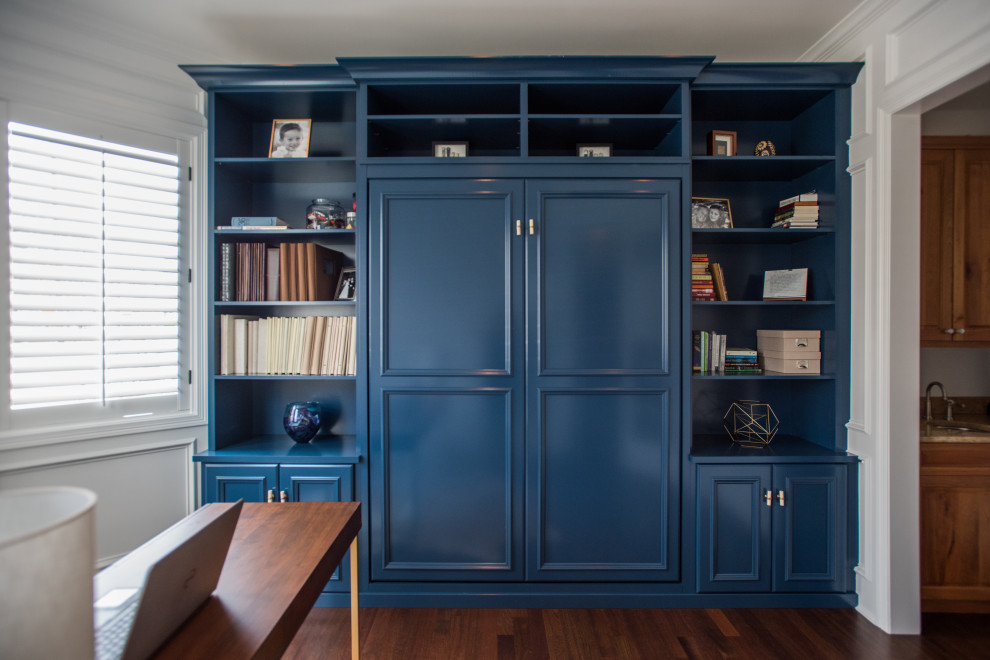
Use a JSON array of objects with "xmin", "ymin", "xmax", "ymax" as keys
[{"xmin": 184, "ymin": 57, "xmax": 862, "ymax": 608}]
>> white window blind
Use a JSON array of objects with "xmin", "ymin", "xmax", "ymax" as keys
[{"xmin": 7, "ymin": 122, "xmax": 183, "ymax": 415}]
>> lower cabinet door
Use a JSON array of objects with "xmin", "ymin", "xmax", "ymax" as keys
[
  {"xmin": 280, "ymin": 464, "xmax": 355, "ymax": 592},
  {"xmin": 203, "ymin": 463, "xmax": 278, "ymax": 503},
  {"xmin": 697, "ymin": 464, "xmax": 772, "ymax": 593},
  {"xmin": 697, "ymin": 463, "xmax": 848, "ymax": 594},
  {"xmin": 772, "ymin": 464, "xmax": 847, "ymax": 593}
]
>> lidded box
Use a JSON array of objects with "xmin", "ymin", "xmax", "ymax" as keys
[
  {"xmin": 757, "ymin": 330, "xmax": 821, "ymax": 374},
  {"xmin": 756, "ymin": 329, "xmax": 820, "ymax": 354}
]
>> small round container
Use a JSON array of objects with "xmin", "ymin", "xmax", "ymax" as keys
[{"xmin": 306, "ymin": 199, "xmax": 346, "ymax": 229}]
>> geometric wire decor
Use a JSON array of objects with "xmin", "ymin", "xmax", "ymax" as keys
[{"xmin": 723, "ymin": 400, "xmax": 779, "ymax": 447}]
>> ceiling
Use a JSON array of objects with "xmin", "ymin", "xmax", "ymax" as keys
[{"xmin": 43, "ymin": 0, "xmax": 864, "ymax": 65}]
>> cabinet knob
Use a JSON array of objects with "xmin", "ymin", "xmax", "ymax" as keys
[
  {"xmin": 945, "ymin": 329, "xmax": 955, "ymax": 334},
  {"xmin": 267, "ymin": 489, "xmax": 275, "ymax": 503},
  {"xmin": 515, "ymin": 219, "xmax": 522, "ymax": 236},
  {"xmin": 529, "ymin": 219, "xmax": 536, "ymax": 235},
  {"xmin": 280, "ymin": 490, "xmax": 288, "ymax": 502},
  {"xmin": 777, "ymin": 490, "xmax": 786, "ymax": 507},
  {"xmin": 764, "ymin": 490, "xmax": 773, "ymax": 506},
  {"xmin": 956, "ymin": 328, "xmax": 966, "ymax": 334}
]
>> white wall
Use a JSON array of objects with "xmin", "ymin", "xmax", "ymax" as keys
[
  {"xmin": 0, "ymin": 1, "xmax": 209, "ymax": 565},
  {"xmin": 803, "ymin": 0, "xmax": 990, "ymax": 635}
]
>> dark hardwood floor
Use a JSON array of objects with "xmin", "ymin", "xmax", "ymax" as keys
[{"xmin": 283, "ymin": 608, "xmax": 990, "ymax": 659}]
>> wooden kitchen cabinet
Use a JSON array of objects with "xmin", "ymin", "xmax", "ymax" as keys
[
  {"xmin": 921, "ymin": 136, "xmax": 990, "ymax": 345},
  {"xmin": 921, "ymin": 442, "xmax": 990, "ymax": 612}
]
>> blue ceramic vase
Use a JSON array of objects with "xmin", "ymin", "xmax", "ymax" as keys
[{"xmin": 283, "ymin": 401, "xmax": 322, "ymax": 443}]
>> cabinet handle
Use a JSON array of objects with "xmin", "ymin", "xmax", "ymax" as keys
[
  {"xmin": 764, "ymin": 490, "xmax": 773, "ymax": 506},
  {"xmin": 529, "ymin": 219, "xmax": 536, "ymax": 235},
  {"xmin": 945, "ymin": 329, "xmax": 955, "ymax": 334},
  {"xmin": 267, "ymin": 489, "xmax": 275, "ymax": 503},
  {"xmin": 515, "ymin": 219, "xmax": 522, "ymax": 236},
  {"xmin": 280, "ymin": 490, "xmax": 288, "ymax": 503},
  {"xmin": 777, "ymin": 490, "xmax": 785, "ymax": 507},
  {"xmin": 956, "ymin": 328, "xmax": 966, "ymax": 334}
]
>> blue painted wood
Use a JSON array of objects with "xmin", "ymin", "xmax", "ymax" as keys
[
  {"xmin": 524, "ymin": 178, "xmax": 681, "ymax": 582},
  {"xmin": 773, "ymin": 464, "xmax": 847, "ymax": 593},
  {"xmin": 280, "ymin": 464, "xmax": 354, "ymax": 591},
  {"xmin": 368, "ymin": 178, "xmax": 525, "ymax": 582},
  {"xmin": 339, "ymin": 56, "xmax": 714, "ymax": 81},
  {"xmin": 203, "ymin": 463, "xmax": 278, "ymax": 503},
  {"xmin": 697, "ymin": 464, "xmax": 772, "ymax": 592},
  {"xmin": 696, "ymin": 463, "xmax": 848, "ymax": 593}
]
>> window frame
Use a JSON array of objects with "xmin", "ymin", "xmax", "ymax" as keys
[{"xmin": 1, "ymin": 103, "xmax": 206, "ymax": 448}]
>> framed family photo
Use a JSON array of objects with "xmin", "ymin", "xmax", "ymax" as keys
[
  {"xmin": 269, "ymin": 119, "xmax": 311, "ymax": 158},
  {"xmin": 707, "ymin": 130, "xmax": 737, "ymax": 157},
  {"xmin": 577, "ymin": 143, "xmax": 612, "ymax": 157},
  {"xmin": 335, "ymin": 267, "xmax": 357, "ymax": 301},
  {"xmin": 433, "ymin": 142, "xmax": 469, "ymax": 157},
  {"xmin": 691, "ymin": 197, "xmax": 733, "ymax": 229}
]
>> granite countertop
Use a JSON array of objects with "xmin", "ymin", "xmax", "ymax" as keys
[{"xmin": 919, "ymin": 396, "xmax": 990, "ymax": 443}]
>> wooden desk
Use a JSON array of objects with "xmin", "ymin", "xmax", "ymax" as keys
[{"xmin": 152, "ymin": 502, "xmax": 361, "ymax": 660}]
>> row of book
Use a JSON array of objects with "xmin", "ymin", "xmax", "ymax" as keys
[
  {"xmin": 219, "ymin": 314, "xmax": 357, "ymax": 377},
  {"xmin": 220, "ymin": 242, "xmax": 347, "ymax": 302},
  {"xmin": 691, "ymin": 254, "xmax": 728, "ymax": 301},
  {"xmin": 772, "ymin": 191, "xmax": 819, "ymax": 229},
  {"xmin": 692, "ymin": 330, "xmax": 762, "ymax": 375}
]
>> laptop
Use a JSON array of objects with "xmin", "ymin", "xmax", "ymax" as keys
[{"xmin": 93, "ymin": 500, "xmax": 243, "ymax": 660}]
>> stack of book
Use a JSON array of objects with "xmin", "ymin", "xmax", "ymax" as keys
[
  {"xmin": 723, "ymin": 347, "xmax": 762, "ymax": 375},
  {"xmin": 221, "ymin": 242, "xmax": 345, "ymax": 302},
  {"xmin": 772, "ymin": 191, "xmax": 819, "ymax": 229},
  {"xmin": 692, "ymin": 254, "xmax": 715, "ymax": 300},
  {"xmin": 219, "ymin": 314, "xmax": 357, "ymax": 377}
]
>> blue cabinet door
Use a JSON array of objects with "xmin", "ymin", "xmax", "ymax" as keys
[
  {"xmin": 280, "ymin": 464, "xmax": 354, "ymax": 592},
  {"xmin": 525, "ymin": 179, "xmax": 681, "ymax": 582},
  {"xmin": 773, "ymin": 464, "xmax": 847, "ymax": 593},
  {"xmin": 697, "ymin": 464, "xmax": 772, "ymax": 592},
  {"xmin": 203, "ymin": 463, "xmax": 278, "ymax": 503},
  {"xmin": 697, "ymin": 463, "xmax": 848, "ymax": 593},
  {"xmin": 368, "ymin": 179, "xmax": 526, "ymax": 581}
]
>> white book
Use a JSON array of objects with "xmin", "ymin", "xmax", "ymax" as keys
[{"xmin": 233, "ymin": 317, "xmax": 249, "ymax": 375}]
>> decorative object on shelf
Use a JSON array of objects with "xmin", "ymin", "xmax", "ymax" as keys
[
  {"xmin": 707, "ymin": 130, "xmax": 737, "ymax": 156},
  {"xmin": 754, "ymin": 139, "xmax": 776, "ymax": 156},
  {"xmin": 268, "ymin": 119, "xmax": 311, "ymax": 158},
  {"xmin": 335, "ymin": 267, "xmax": 357, "ymax": 301},
  {"xmin": 723, "ymin": 400, "xmax": 779, "ymax": 447},
  {"xmin": 306, "ymin": 198, "xmax": 346, "ymax": 229},
  {"xmin": 691, "ymin": 197, "xmax": 733, "ymax": 229},
  {"xmin": 762, "ymin": 267, "xmax": 809, "ymax": 301},
  {"xmin": 283, "ymin": 401, "xmax": 322, "ymax": 443},
  {"xmin": 433, "ymin": 141, "xmax": 468, "ymax": 157},
  {"xmin": 577, "ymin": 143, "xmax": 612, "ymax": 157}
]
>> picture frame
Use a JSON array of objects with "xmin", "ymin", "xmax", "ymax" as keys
[
  {"xmin": 691, "ymin": 197, "xmax": 733, "ymax": 229},
  {"xmin": 763, "ymin": 267, "xmax": 809, "ymax": 301},
  {"xmin": 433, "ymin": 142, "xmax": 469, "ymax": 158},
  {"xmin": 268, "ymin": 119, "xmax": 312, "ymax": 158},
  {"xmin": 707, "ymin": 130, "xmax": 737, "ymax": 157},
  {"xmin": 335, "ymin": 267, "xmax": 356, "ymax": 301},
  {"xmin": 577, "ymin": 144, "xmax": 612, "ymax": 157}
]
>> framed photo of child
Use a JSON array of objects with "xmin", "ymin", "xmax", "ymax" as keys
[{"xmin": 269, "ymin": 119, "xmax": 311, "ymax": 158}]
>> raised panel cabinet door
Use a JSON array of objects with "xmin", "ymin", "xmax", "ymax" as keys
[
  {"xmin": 528, "ymin": 390, "xmax": 675, "ymax": 581},
  {"xmin": 525, "ymin": 179, "xmax": 681, "ymax": 582},
  {"xmin": 772, "ymin": 464, "xmax": 847, "ymax": 593},
  {"xmin": 697, "ymin": 465, "xmax": 772, "ymax": 593},
  {"xmin": 954, "ymin": 147, "xmax": 990, "ymax": 342},
  {"xmin": 368, "ymin": 179, "xmax": 525, "ymax": 582},
  {"xmin": 202, "ymin": 463, "xmax": 278, "ymax": 503},
  {"xmin": 369, "ymin": 179, "xmax": 525, "ymax": 376},
  {"xmin": 372, "ymin": 390, "xmax": 523, "ymax": 581},
  {"xmin": 279, "ymin": 464, "xmax": 354, "ymax": 591},
  {"xmin": 920, "ymin": 148, "xmax": 955, "ymax": 343}
]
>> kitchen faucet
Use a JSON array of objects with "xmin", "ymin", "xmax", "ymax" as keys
[{"xmin": 924, "ymin": 381, "xmax": 960, "ymax": 421}]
